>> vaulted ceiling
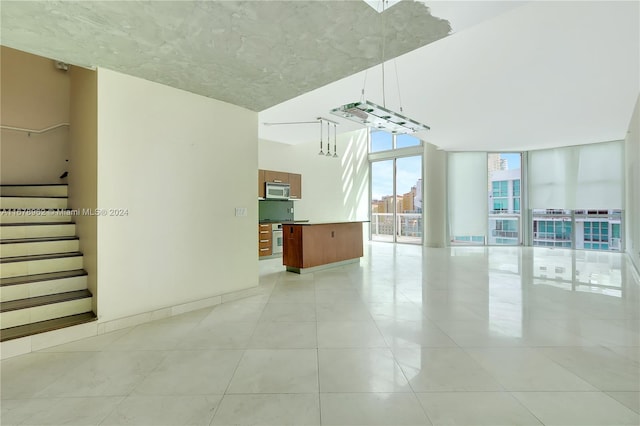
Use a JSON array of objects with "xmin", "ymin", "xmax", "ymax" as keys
[{"xmin": 2, "ymin": 1, "xmax": 638, "ymax": 151}]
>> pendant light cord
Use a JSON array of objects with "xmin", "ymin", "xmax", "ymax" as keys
[
  {"xmin": 381, "ymin": 0, "xmax": 387, "ymax": 108},
  {"xmin": 360, "ymin": 71, "xmax": 368, "ymax": 103},
  {"xmin": 394, "ymin": 59, "xmax": 403, "ymax": 113}
]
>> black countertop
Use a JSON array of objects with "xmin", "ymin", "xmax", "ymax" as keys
[
  {"xmin": 259, "ymin": 219, "xmax": 310, "ymax": 224},
  {"xmin": 281, "ymin": 220, "xmax": 369, "ymax": 226}
]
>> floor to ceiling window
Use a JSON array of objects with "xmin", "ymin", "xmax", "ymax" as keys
[
  {"xmin": 488, "ymin": 153, "xmax": 522, "ymax": 245},
  {"xmin": 369, "ymin": 130, "xmax": 423, "ymax": 244},
  {"xmin": 529, "ymin": 140, "xmax": 624, "ymax": 252}
]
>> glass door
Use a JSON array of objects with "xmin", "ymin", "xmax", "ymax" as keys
[
  {"xmin": 371, "ymin": 160, "xmax": 394, "ymax": 242},
  {"xmin": 370, "ymin": 156, "xmax": 423, "ymax": 244},
  {"xmin": 396, "ymin": 156, "xmax": 422, "ymax": 244}
]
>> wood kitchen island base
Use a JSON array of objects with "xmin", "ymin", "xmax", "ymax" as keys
[
  {"xmin": 286, "ymin": 258, "xmax": 359, "ymax": 274},
  {"xmin": 282, "ymin": 221, "xmax": 364, "ymax": 274}
]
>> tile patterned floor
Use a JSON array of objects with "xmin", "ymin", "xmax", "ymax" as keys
[{"xmin": 1, "ymin": 244, "xmax": 639, "ymax": 425}]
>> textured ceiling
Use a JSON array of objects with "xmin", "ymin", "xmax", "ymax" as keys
[{"xmin": 0, "ymin": 0, "xmax": 451, "ymax": 111}]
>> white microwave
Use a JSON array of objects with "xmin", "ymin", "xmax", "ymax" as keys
[{"xmin": 265, "ymin": 182, "xmax": 290, "ymax": 199}]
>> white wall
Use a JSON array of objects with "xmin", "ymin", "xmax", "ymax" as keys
[
  {"xmin": 96, "ymin": 68, "xmax": 258, "ymax": 323},
  {"xmin": 259, "ymin": 129, "xmax": 369, "ymax": 224},
  {"xmin": 626, "ymin": 95, "xmax": 640, "ymax": 272}
]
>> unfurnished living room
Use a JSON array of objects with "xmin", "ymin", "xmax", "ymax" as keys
[{"xmin": 0, "ymin": 1, "xmax": 639, "ymax": 425}]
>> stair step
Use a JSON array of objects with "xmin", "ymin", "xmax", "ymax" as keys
[
  {"xmin": 0, "ymin": 184, "xmax": 68, "ymax": 197},
  {"xmin": 0, "ymin": 210, "xmax": 74, "ymax": 224},
  {"xmin": 1, "ymin": 222, "xmax": 76, "ymax": 239},
  {"xmin": 1, "ymin": 237, "xmax": 79, "ymax": 257},
  {"xmin": 0, "ymin": 252, "xmax": 83, "ymax": 279},
  {"xmin": 0, "ymin": 289, "xmax": 91, "ymax": 312},
  {"xmin": 1, "ymin": 196, "xmax": 68, "ymax": 210},
  {"xmin": 1, "ymin": 270, "xmax": 88, "ymax": 303},
  {"xmin": 0, "ymin": 290, "xmax": 93, "ymax": 329},
  {"xmin": 0, "ymin": 312, "xmax": 96, "ymax": 342},
  {"xmin": 0, "ymin": 269, "xmax": 88, "ymax": 286}
]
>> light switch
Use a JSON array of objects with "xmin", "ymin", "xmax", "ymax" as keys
[{"xmin": 235, "ymin": 207, "xmax": 247, "ymax": 217}]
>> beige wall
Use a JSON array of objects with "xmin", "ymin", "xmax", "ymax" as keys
[
  {"xmin": 259, "ymin": 129, "xmax": 369, "ymax": 224},
  {"xmin": 625, "ymin": 95, "xmax": 640, "ymax": 272},
  {"xmin": 69, "ymin": 66, "xmax": 98, "ymax": 312},
  {"xmin": 96, "ymin": 68, "xmax": 258, "ymax": 323},
  {"xmin": 0, "ymin": 46, "xmax": 70, "ymax": 184}
]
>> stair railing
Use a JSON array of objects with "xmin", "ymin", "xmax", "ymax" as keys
[{"xmin": 1, "ymin": 123, "xmax": 70, "ymax": 136}]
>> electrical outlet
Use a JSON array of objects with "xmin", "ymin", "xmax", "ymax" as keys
[{"xmin": 235, "ymin": 207, "xmax": 247, "ymax": 217}]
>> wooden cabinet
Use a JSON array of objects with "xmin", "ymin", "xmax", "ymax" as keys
[
  {"xmin": 264, "ymin": 170, "xmax": 289, "ymax": 184},
  {"xmin": 259, "ymin": 169, "xmax": 303, "ymax": 199},
  {"xmin": 288, "ymin": 173, "xmax": 302, "ymax": 199},
  {"xmin": 258, "ymin": 170, "xmax": 266, "ymax": 198},
  {"xmin": 258, "ymin": 223, "xmax": 272, "ymax": 257},
  {"xmin": 283, "ymin": 222, "xmax": 363, "ymax": 271}
]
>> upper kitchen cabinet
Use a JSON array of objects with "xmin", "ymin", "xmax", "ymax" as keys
[
  {"xmin": 259, "ymin": 169, "xmax": 302, "ymax": 199},
  {"xmin": 264, "ymin": 170, "xmax": 289, "ymax": 184},
  {"xmin": 288, "ymin": 173, "xmax": 302, "ymax": 199},
  {"xmin": 258, "ymin": 169, "xmax": 266, "ymax": 198}
]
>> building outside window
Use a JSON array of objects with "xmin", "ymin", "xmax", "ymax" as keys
[
  {"xmin": 532, "ymin": 209, "xmax": 622, "ymax": 251},
  {"xmin": 488, "ymin": 153, "xmax": 522, "ymax": 245}
]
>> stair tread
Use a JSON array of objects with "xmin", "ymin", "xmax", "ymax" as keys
[
  {"xmin": 0, "ymin": 251, "xmax": 82, "ymax": 264},
  {"xmin": 1, "ymin": 222, "xmax": 75, "ymax": 227},
  {"xmin": 0, "ymin": 289, "xmax": 92, "ymax": 313},
  {"xmin": 0, "ymin": 269, "xmax": 87, "ymax": 287},
  {"xmin": 0, "ymin": 312, "xmax": 96, "ymax": 342},
  {"xmin": 1, "ymin": 195, "xmax": 67, "ymax": 198},
  {"xmin": 1, "ymin": 236, "xmax": 79, "ymax": 244}
]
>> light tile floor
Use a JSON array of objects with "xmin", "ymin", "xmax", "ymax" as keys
[{"xmin": 1, "ymin": 244, "xmax": 639, "ymax": 425}]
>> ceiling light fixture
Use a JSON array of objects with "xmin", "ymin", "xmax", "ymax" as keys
[
  {"xmin": 331, "ymin": 100, "xmax": 430, "ymax": 134},
  {"xmin": 325, "ymin": 121, "xmax": 332, "ymax": 157},
  {"xmin": 262, "ymin": 117, "xmax": 339, "ymax": 158},
  {"xmin": 318, "ymin": 119, "xmax": 324, "ymax": 155},
  {"xmin": 330, "ymin": 0, "xmax": 430, "ymax": 135}
]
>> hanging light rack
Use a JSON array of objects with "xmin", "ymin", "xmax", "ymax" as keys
[{"xmin": 330, "ymin": 0, "xmax": 430, "ymax": 135}]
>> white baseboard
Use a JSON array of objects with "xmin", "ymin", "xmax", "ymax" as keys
[{"xmin": 1, "ymin": 284, "xmax": 262, "ymax": 359}]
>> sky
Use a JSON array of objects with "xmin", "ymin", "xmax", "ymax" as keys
[{"xmin": 371, "ymin": 156, "xmax": 421, "ymax": 200}]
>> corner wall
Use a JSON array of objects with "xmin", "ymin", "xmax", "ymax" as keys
[
  {"xmin": 68, "ymin": 66, "xmax": 98, "ymax": 312},
  {"xmin": 259, "ymin": 129, "xmax": 369, "ymax": 224},
  {"xmin": 0, "ymin": 46, "xmax": 70, "ymax": 184},
  {"xmin": 625, "ymin": 95, "xmax": 640, "ymax": 272},
  {"xmin": 96, "ymin": 68, "xmax": 258, "ymax": 323}
]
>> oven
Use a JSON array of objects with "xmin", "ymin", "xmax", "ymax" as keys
[{"xmin": 272, "ymin": 223, "xmax": 283, "ymax": 254}]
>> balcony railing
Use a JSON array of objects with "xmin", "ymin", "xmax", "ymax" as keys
[{"xmin": 371, "ymin": 213, "xmax": 422, "ymax": 240}]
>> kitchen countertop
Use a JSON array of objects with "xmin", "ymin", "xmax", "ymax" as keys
[
  {"xmin": 281, "ymin": 220, "xmax": 369, "ymax": 226},
  {"xmin": 259, "ymin": 219, "xmax": 310, "ymax": 224}
]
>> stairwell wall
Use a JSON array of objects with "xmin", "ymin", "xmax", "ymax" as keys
[
  {"xmin": 69, "ymin": 66, "xmax": 98, "ymax": 313},
  {"xmin": 0, "ymin": 46, "xmax": 70, "ymax": 184},
  {"xmin": 96, "ymin": 68, "xmax": 258, "ymax": 323}
]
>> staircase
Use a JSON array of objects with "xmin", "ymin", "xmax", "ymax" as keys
[{"xmin": 0, "ymin": 185, "xmax": 95, "ymax": 342}]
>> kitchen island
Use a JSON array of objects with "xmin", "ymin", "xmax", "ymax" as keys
[{"xmin": 282, "ymin": 221, "xmax": 365, "ymax": 273}]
